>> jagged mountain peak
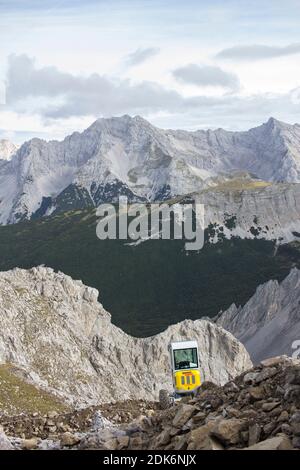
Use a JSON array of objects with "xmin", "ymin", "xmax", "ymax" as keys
[
  {"xmin": 265, "ymin": 116, "xmax": 284, "ymax": 127},
  {"xmin": 264, "ymin": 116, "xmax": 300, "ymax": 130},
  {"xmin": 262, "ymin": 116, "xmax": 294, "ymax": 134},
  {"xmin": 2, "ymin": 116, "xmax": 300, "ymax": 225},
  {"xmin": 88, "ymin": 114, "xmax": 155, "ymax": 131}
]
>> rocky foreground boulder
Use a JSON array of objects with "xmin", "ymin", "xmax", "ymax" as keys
[
  {"xmin": 0, "ymin": 266, "xmax": 251, "ymax": 406},
  {"xmin": 0, "ymin": 355, "xmax": 299, "ymax": 450},
  {"xmin": 139, "ymin": 356, "xmax": 300, "ymax": 450}
]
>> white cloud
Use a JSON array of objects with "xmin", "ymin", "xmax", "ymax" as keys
[
  {"xmin": 0, "ymin": 108, "xmax": 97, "ymax": 143},
  {"xmin": 5, "ymin": 54, "xmax": 220, "ymax": 119},
  {"xmin": 2, "ymin": 53, "xmax": 300, "ymax": 142},
  {"xmin": 172, "ymin": 64, "xmax": 240, "ymax": 91},
  {"xmin": 216, "ymin": 43, "xmax": 300, "ymax": 61},
  {"xmin": 125, "ymin": 47, "xmax": 160, "ymax": 67}
]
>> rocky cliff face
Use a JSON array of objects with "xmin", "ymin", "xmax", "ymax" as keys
[
  {"xmin": 0, "ymin": 266, "xmax": 252, "ymax": 406},
  {"xmin": 190, "ymin": 179, "xmax": 300, "ymax": 244},
  {"xmin": 216, "ymin": 268, "xmax": 300, "ymax": 363},
  {"xmin": 2, "ymin": 115, "xmax": 300, "ymax": 225}
]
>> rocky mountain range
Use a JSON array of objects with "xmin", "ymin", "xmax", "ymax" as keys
[
  {"xmin": 0, "ymin": 266, "xmax": 251, "ymax": 406},
  {"xmin": 1, "ymin": 115, "xmax": 300, "ymax": 227},
  {"xmin": 0, "ymin": 116, "xmax": 300, "ymax": 453},
  {"xmin": 216, "ymin": 268, "xmax": 300, "ymax": 363}
]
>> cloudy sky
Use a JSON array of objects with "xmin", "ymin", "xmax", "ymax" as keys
[{"xmin": 1, "ymin": 0, "xmax": 300, "ymax": 142}]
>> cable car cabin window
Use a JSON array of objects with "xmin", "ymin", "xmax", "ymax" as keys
[{"xmin": 173, "ymin": 348, "xmax": 198, "ymax": 370}]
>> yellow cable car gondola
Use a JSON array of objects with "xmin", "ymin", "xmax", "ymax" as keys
[{"xmin": 159, "ymin": 340, "xmax": 202, "ymax": 409}]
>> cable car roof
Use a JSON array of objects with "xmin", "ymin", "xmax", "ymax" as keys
[{"xmin": 170, "ymin": 340, "xmax": 198, "ymax": 350}]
